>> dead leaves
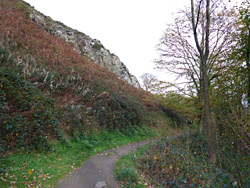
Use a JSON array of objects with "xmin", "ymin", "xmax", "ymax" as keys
[{"xmin": 0, "ymin": 169, "xmax": 54, "ymax": 188}]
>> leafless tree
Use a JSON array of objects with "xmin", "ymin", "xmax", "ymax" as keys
[
  {"xmin": 140, "ymin": 73, "xmax": 157, "ymax": 92},
  {"xmin": 155, "ymin": 0, "xmax": 238, "ymax": 163}
]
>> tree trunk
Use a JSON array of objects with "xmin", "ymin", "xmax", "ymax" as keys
[
  {"xmin": 246, "ymin": 26, "xmax": 250, "ymax": 105},
  {"xmin": 197, "ymin": 87, "xmax": 204, "ymax": 133},
  {"xmin": 202, "ymin": 62, "xmax": 216, "ymax": 164},
  {"xmin": 204, "ymin": 0, "xmax": 216, "ymax": 164},
  {"xmin": 191, "ymin": 0, "xmax": 216, "ymax": 164}
]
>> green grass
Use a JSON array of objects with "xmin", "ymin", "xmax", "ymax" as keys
[
  {"xmin": 0, "ymin": 126, "xmax": 157, "ymax": 188},
  {"xmin": 114, "ymin": 155, "xmax": 143, "ymax": 188},
  {"xmin": 114, "ymin": 141, "xmax": 158, "ymax": 188}
]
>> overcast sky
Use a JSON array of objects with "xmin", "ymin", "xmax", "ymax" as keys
[{"xmin": 24, "ymin": 0, "xmax": 241, "ymax": 83}]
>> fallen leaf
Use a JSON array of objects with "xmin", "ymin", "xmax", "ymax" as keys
[{"xmin": 28, "ymin": 170, "xmax": 33, "ymax": 175}]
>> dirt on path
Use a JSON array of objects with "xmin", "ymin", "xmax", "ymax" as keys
[{"xmin": 56, "ymin": 138, "xmax": 160, "ymax": 188}]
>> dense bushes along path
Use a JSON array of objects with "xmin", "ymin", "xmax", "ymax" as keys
[{"xmin": 56, "ymin": 138, "xmax": 160, "ymax": 188}]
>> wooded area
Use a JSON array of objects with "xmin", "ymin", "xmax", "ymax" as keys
[{"xmin": 141, "ymin": 0, "xmax": 250, "ymax": 186}]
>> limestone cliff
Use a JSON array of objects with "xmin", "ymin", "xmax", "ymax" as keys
[{"xmin": 28, "ymin": 4, "xmax": 140, "ymax": 88}]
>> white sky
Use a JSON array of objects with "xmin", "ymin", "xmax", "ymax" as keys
[{"xmin": 24, "ymin": 0, "xmax": 241, "ymax": 83}]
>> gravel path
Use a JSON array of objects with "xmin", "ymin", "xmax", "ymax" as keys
[{"xmin": 56, "ymin": 138, "xmax": 160, "ymax": 188}]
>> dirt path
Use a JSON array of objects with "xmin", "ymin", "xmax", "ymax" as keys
[{"xmin": 56, "ymin": 138, "xmax": 160, "ymax": 188}]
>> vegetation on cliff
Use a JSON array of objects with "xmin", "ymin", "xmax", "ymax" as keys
[
  {"xmin": 0, "ymin": 1, "xmax": 181, "ymax": 187},
  {"xmin": 0, "ymin": 0, "xmax": 168, "ymax": 153}
]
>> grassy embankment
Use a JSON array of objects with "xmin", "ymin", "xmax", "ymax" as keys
[{"xmin": 1, "ymin": 126, "xmax": 161, "ymax": 188}]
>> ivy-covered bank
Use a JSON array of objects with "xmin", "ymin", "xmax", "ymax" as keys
[
  {"xmin": 114, "ymin": 134, "xmax": 249, "ymax": 188},
  {"xmin": 0, "ymin": 52, "xmax": 154, "ymax": 151}
]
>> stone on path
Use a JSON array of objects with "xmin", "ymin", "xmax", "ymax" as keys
[{"xmin": 95, "ymin": 181, "xmax": 107, "ymax": 188}]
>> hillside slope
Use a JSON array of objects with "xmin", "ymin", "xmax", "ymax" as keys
[
  {"xmin": 28, "ymin": 1, "xmax": 140, "ymax": 88},
  {"xmin": 0, "ymin": 0, "xmax": 162, "ymax": 151}
]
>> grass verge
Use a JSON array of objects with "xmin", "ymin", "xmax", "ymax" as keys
[
  {"xmin": 114, "ymin": 142, "xmax": 157, "ymax": 188},
  {"xmin": 0, "ymin": 126, "xmax": 157, "ymax": 188}
]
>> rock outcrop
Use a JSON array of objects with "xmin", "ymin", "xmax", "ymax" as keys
[{"xmin": 28, "ymin": 4, "xmax": 140, "ymax": 88}]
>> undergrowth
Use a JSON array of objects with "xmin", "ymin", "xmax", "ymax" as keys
[
  {"xmin": 114, "ymin": 143, "xmax": 154, "ymax": 188},
  {"xmin": 0, "ymin": 66, "xmax": 67, "ymax": 151},
  {"xmin": 115, "ymin": 133, "xmax": 249, "ymax": 188}
]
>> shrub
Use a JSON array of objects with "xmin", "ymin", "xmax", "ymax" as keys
[
  {"xmin": 91, "ymin": 89, "xmax": 148, "ymax": 130},
  {"xmin": 0, "ymin": 66, "xmax": 67, "ymax": 151},
  {"xmin": 126, "ymin": 134, "xmax": 242, "ymax": 187}
]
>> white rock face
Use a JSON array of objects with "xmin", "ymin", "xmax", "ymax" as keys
[{"xmin": 29, "ymin": 6, "xmax": 140, "ymax": 88}]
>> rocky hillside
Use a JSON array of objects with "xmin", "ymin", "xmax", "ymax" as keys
[
  {"xmin": 28, "ymin": 2, "xmax": 140, "ymax": 87},
  {"xmin": 0, "ymin": 0, "xmax": 163, "ymax": 151}
]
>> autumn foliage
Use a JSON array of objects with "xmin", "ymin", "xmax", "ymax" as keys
[{"xmin": 0, "ymin": 0, "xmax": 159, "ymax": 151}]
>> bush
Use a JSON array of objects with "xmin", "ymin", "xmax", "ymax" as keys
[
  {"xmin": 160, "ymin": 105, "xmax": 191, "ymax": 127},
  {"xmin": 0, "ymin": 67, "xmax": 67, "ymax": 151},
  {"xmin": 92, "ymin": 90, "xmax": 148, "ymax": 130},
  {"xmin": 122, "ymin": 134, "xmax": 241, "ymax": 187}
]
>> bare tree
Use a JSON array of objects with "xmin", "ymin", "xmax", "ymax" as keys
[
  {"xmin": 156, "ymin": 2, "xmax": 236, "ymax": 96},
  {"xmin": 191, "ymin": 0, "xmax": 217, "ymax": 163},
  {"xmin": 155, "ymin": 0, "xmax": 238, "ymax": 163},
  {"xmin": 140, "ymin": 73, "xmax": 157, "ymax": 92},
  {"xmin": 140, "ymin": 73, "xmax": 172, "ymax": 95}
]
